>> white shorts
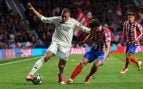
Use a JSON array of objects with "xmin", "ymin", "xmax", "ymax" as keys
[{"xmin": 47, "ymin": 42, "xmax": 70, "ymax": 60}]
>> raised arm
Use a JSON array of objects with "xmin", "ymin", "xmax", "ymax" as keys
[
  {"xmin": 27, "ymin": 3, "xmax": 57, "ymax": 23},
  {"xmin": 27, "ymin": 2, "xmax": 43, "ymax": 20}
]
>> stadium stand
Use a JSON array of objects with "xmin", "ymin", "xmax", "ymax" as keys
[{"xmin": 0, "ymin": 0, "xmax": 143, "ymax": 49}]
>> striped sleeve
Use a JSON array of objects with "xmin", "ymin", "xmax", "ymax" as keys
[{"xmin": 105, "ymin": 28, "xmax": 112, "ymax": 42}]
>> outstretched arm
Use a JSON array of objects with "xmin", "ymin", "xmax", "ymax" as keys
[
  {"xmin": 74, "ymin": 20, "xmax": 90, "ymax": 33},
  {"xmin": 27, "ymin": 3, "xmax": 57, "ymax": 23},
  {"xmin": 27, "ymin": 2, "xmax": 43, "ymax": 20}
]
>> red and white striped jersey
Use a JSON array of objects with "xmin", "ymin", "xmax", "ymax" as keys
[
  {"xmin": 91, "ymin": 27, "xmax": 112, "ymax": 52},
  {"xmin": 122, "ymin": 20, "xmax": 143, "ymax": 45}
]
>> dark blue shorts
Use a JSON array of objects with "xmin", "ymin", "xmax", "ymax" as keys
[
  {"xmin": 126, "ymin": 44, "xmax": 136, "ymax": 54},
  {"xmin": 84, "ymin": 48, "xmax": 104, "ymax": 63}
]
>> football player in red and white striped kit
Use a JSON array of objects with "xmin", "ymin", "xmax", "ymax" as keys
[
  {"xmin": 120, "ymin": 12, "xmax": 143, "ymax": 74},
  {"xmin": 66, "ymin": 19, "xmax": 112, "ymax": 84}
]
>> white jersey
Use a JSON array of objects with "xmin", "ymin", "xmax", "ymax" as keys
[{"xmin": 41, "ymin": 16, "xmax": 90, "ymax": 47}]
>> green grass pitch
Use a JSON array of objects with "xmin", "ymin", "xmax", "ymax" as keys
[{"xmin": 0, "ymin": 53, "xmax": 143, "ymax": 89}]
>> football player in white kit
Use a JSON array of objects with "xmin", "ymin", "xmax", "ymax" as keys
[{"xmin": 26, "ymin": 3, "xmax": 90, "ymax": 84}]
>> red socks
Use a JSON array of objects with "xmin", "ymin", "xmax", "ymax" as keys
[
  {"xmin": 70, "ymin": 65, "xmax": 83, "ymax": 80},
  {"xmin": 130, "ymin": 55, "xmax": 138, "ymax": 65},
  {"xmin": 124, "ymin": 55, "xmax": 139, "ymax": 69}
]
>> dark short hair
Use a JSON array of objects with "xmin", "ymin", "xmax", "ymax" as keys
[
  {"xmin": 89, "ymin": 19, "xmax": 100, "ymax": 28},
  {"xmin": 61, "ymin": 8, "xmax": 70, "ymax": 14},
  {"xmin": 128, "ymin": 12, "xmax": 135, "ymax": 16}
]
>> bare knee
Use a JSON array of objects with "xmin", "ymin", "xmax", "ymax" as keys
[
  {"xmin": 43, "ymin": 52, "xmax": 54, "ymax": 62},
  {"xmin": 79, "ymin": 60, "xmax": 88, "ymax": 67},
  {"xmin": 127, "ymin": 53, "xmax": 132, "ymax": 58},
  {"xmin": 43, "ymin": 56, "xmax": 49, "ymax": 62},
  {"xmin": 59, "ymin": 64, "xmax": 65, "ymax": 70},
  {"xmin": 94, "ymin": 60, "xmax": 102, "ymax": 68}
]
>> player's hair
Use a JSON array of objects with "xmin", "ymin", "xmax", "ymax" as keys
[
  {"xmin": 61, "ymin": 8, "xmax": 70, "ymax": 14},
  {"xmin": 89, "ymin": 19, "xmax": 100, "ymax": 28},
  {"xmin": 128, "ymin": 11, "xmax": 135, "ymax": 16}
]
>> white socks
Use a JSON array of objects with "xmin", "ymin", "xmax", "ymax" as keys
[{"xmin": 30, "ymin": 57, "xmax": 44, "ymax": 75}]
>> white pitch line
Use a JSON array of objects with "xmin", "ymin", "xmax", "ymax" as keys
[{"xmin": 0, "ymin": 56, "xmax": 40, "ymax": 66}]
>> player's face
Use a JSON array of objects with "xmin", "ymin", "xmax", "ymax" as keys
[
  {"xmin": 61, "ymin": 12, "xmax": 70, "ymax": 22},
  {"xmin": 91, "ymin": 25, "xmax": 101, "ymax": 34},
  {"xmin": 128, "ymin": 15, "xmax": 135, "ymax": 23},
  {"xmin": 94, "ymin": 25, "xmax": 102, "ymax": 32}
]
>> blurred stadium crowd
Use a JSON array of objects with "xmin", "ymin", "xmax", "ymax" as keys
[{"xmin": 0, "ymin": 0, "xmax": 143, "ymax": 49}]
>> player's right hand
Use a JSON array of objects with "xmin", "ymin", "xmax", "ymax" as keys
[{"xmin": 27, "ymin": 2, "xmax": 34, "ymax": 11}]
